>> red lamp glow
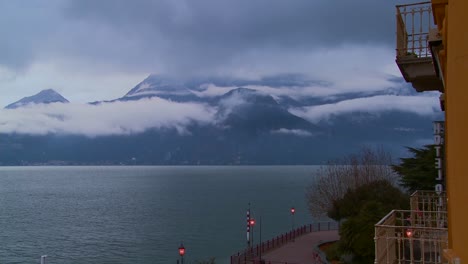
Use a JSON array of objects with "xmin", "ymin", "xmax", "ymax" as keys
[
  {"xmin": 178, "ymin": 243, "xmax": 185, "ymax": 257},
  {"xmin": 405, "ymin": 229, "xmax": 413, "ymax": 238},
  {"xmin": 250, "ymin": 219, "xmax": 256, "ymax": 226},
  {"xmin": 291, "ymin": 207, "xmax": 295, "ymax": 215}
]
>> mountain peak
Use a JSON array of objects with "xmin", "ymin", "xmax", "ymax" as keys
[
  {"xmin": 125, "ymin": 75, "xmax": 188, "ymax": 97},
  {"xmin": 5, "ymin": 89, "xmax": 69, "ymax": 109}
]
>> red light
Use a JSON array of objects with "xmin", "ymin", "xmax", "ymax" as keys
[
  {"xmin": 250, "ymin": 219, "xmax": 256, "ymax": 226},
  {"xmin": 178, "ymin": 244, "xmax": 185, "ymax": 256},
  {"xmin": 291, "ymin": 207, "xmax": 295, "ymax": 214},
  {"xmin": 405, "ymin": 229, "xmax": 413, "ymax": 238}
]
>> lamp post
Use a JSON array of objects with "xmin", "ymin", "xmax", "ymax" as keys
[
  {"xmin": 250, "ymin": 218, "xmax": 256, "ymax": 245},
  {"xmin": 259, "ymin": 216, "xmax": 263, "ymax": 262},
  {"xmin": 178, "ymin": 243, "xmax": 185, "ymax": 264},
  {"xmin": 40, "ymin": 255, "xmax": 48, "ymax": 264},
  {"xmin": 247, "ymin": 203, "xmax": 251, "ymax": 249},
  {"xmin": 291, "ymin": 207, "xmax": 295, "ymax": 242}
]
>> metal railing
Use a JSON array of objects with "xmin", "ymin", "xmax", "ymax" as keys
[
  {"xmin": 410, "ymin": 191, "xmax": 447, "ymax": 213},
  {"xmin": 231, "ymin": 222, "xmax": 338, "ymax": 264},
  {"xmin": 396, "ymin": 2, "xmax": 435, "ymax": 58},
  {"xmin": 375, "ymin": 210, "xmax": 448, "ymax": 264}
]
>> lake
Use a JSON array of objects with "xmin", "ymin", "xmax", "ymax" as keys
[{"xmin": 0, "ymin": 166, "xmax": 322, "ymax": 263}]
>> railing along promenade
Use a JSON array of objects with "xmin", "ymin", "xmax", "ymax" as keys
[{"xmin": 230, "ymin": 222, "xmax": 339, "ymax": 264}]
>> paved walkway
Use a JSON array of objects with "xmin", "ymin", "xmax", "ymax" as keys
[{"xmin": 262, "ymin": 230, "xmax": 339, "ymax": 264}]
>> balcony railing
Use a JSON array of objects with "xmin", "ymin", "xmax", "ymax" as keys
[
  {"xmin": 396, "ymin": 2, "xmax": 434, "ymax": 59},
  {"xmin": 410, "ymin": 191, "xmax": 447, "ymax": 213},
  {"xmin": 395, "ymin": 1, "xmax": 443, "ymax": 92},
  {"xmin": 375, "ymin": 210, "xmax": 448, "ymax": 264}
]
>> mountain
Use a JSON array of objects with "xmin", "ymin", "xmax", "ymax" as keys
[
  {"xmin": 0, "ymin": 75, "xmax": 443, "ymax": 165},
  {"xmin": 5, "ymin": 89, "xmax": 69, "ymax": 109},
  {"xmin": 215, "ymin": 88, "xmax": 317, "ymax": 134},
  {"xmin": 115, "ymin": 74, "xmax": 334, "ymax": 105},
  {"xmin": 118, "ymin": 74, "xmax": 202, "ymax": 103}
]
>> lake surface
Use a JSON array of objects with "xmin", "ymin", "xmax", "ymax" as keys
[{"xmin": 0, "ymin": 166, "xmax": 322, "ymax": 264}]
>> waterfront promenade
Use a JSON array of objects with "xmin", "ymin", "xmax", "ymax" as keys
[
  {"xmin": 262, "ymin": 230, "xmax": 339, "ymax": 264},
  {"xmin": 230, "ymin": 222, "xmax": 339, "ymax": 264}
]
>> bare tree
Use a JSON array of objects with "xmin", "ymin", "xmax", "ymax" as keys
[{"xmin": 306, "ymin": 146, "xmax": 396, "ymax": 217}]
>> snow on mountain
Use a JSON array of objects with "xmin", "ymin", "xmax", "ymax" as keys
[
  {"xmin": 115, "ymin": 74, "xmax": 207, "ymax": 103},
  {"xmin": 124, "ymin": 75, "xmax": 193, "ymax": 96},
  {"xmin": 5, "ymin": 89, "xmax": 69, "ymax": 109}
]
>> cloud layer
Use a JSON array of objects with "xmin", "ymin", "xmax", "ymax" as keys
[
  {"xmin": 0, "ymin": 99, "xmax": 215, "ymax": 137},
  {"xmin": 0, "ymin": 90, "xmax": 441, "ymax": 137},
  {"xmin": 290, "ymin": 95, "xmax": 441, "ymax": 123}
]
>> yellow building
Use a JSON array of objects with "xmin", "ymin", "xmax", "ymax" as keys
[
  {"xmin": 434, "ymin": 0, "xmax": 468, "ymax": 262},
  {"xmin": 375, "ymin": 0, "xmax": 467, "ymax": 263}
]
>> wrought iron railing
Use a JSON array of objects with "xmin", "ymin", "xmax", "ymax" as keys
[
  {"xmin": 396, "ymin": 2, "xmax": 435, "ymax": 58},
  {"xmin": 375, "ymin": 210, "xmax": 448, "ymax": 264},
  {"xmin": 231, "ymin": 222, "xmax": 338, "ymax": 264}
]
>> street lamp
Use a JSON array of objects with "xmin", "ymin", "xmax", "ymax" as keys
[
  {"xmin": 250, "ymin": 218, "xmax": 256, "ymax": 245},
  {"xmin": 178, "ymin": 243, "xmax": 185, "ymax": 264},
  {"xmin": 291, "ymin": 207, "xmax": 295, "ymax": 242}
]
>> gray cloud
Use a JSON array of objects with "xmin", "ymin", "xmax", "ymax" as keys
[
  {"xmin": 1, "ymin": 0, "xmax": 417, "ymax": 75},
  {"xmin": 59, "ymin": 0, "xmax": 400, "ymax": 75},
  {"xmin": 0, "ymin": 0, "xmax": 433, "ymax": 107},
  {"xmin": 0, "ymin": 1, "xmax": 54, "ymax": 69}
]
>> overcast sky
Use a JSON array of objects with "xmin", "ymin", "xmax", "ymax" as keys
[{"xmin": 0, "ymin": 0, "xmax": 427, "ymax": 107}]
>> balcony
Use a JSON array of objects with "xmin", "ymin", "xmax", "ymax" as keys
[
  {"xmin": 396, "ymin": 2, "xmax": 444, "ymax": 92},
  {"xmin": 375, "ymin": 210, "xmax": 448, "ymax": 264},
  {"xmin": 375, "ymin": 191, "xmax": 448, "ymax": 264},
  {"xmin": 410, "ymin": 190, "xmax": 447, "ymax": 213}
]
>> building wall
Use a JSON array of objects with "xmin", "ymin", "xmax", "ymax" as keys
[{"xmin": 444, "ymin": 0, "xmax": 468, "ymax": 260}]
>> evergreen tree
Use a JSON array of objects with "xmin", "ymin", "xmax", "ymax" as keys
[{"xmin": 392, "ymin": 145, "xmax": 438, "ymax": 193}]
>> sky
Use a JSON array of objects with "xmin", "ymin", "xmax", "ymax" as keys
[{"xmin": 0, "ymin": 0, "xmax": 441, "ymax": 136}]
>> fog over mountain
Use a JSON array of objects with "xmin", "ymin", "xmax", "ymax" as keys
[{"xmin": 0, "ymin": 74, "xmax": 442, "ymax": 165}]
